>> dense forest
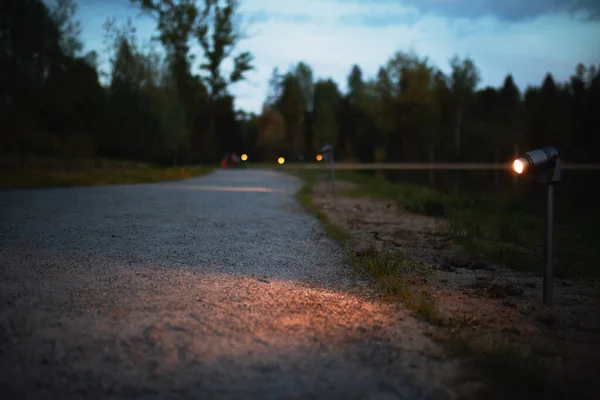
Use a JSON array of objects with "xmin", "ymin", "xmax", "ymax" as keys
[
  {"xmin": 2, "ymin": 0, "xmax": 252, "ymax": 165},
  {"xmin": 2, "ymin": 0, "xmax": 599, "ymax": 166},
  {"xmin": 260, "ymin": 57, "xmax": 600, "ymax": 165}
]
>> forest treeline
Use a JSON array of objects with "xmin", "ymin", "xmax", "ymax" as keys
[
  {"xmin": 2, "ymin": 0, "xmax": 252, "ymax": 165},
  {"xmin": 2, "ymin": 0, "xmax": 599, "ymax": 165},
  {"xmin": 260, "ymin": 58, "xmax": 600, "ymax": 164}
]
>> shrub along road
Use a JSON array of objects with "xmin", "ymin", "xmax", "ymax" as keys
[{"xmin": 0, "ymin": 169, "xmax": 465, "ymax": 400}]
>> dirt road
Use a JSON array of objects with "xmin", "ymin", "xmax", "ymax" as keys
[{"xmin": 0, "ymin": 169, "xmax": 459, "ymax": 400}]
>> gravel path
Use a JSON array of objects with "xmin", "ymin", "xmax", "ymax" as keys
[{"xmin": 0, "ymin": 169, "xmax": 458, "ymax": 400}]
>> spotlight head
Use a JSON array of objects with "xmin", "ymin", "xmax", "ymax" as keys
[{"xmin": 513, "ymin": 147, "xmax": 560, "ymax": 174}]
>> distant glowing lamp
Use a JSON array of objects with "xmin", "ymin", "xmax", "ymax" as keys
[
  {"xmin": 316, "ymin": 154, "xmax": 323, "ymax": 162},
  {"xmin": 241, "ymin": 153, "xmax": 248, "ymax": 161},
  {"xmin": 512, "ymin": 146, "xmax": 561, "ymax": 305},
  {"xmin": 277, "ymin": 157, "xmax": 285, "ymax": 165}
]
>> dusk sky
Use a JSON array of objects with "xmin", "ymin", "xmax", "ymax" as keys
[{"xmin": 74, "ymin": 0, "xmax": 600, "ymax": 113}]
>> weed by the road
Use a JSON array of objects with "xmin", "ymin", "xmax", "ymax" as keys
[
  {"xmin": 291, "ymin": 169, "xmax": 597, "ymax": 279},
  {"xmin": 0, "ymin": 156, "xmax": 214, "ymax": 189},
  {"xmin": 444, "ymin": 331, "xmax": 587, "ymax": 400},
  {"xmin": 295, "ymin": 173, "xmax": 350, "ymax": 245},
  {"xmin": 343, "ymin": 245, "xmax": 443, "ymax": 326},
  {"xmin": 292, "ymin": 170, "xmax": 597, "ymax": 399},
  {"xmin": 294, "ymin": 169, "xmax": 446, "ymax": 324}
]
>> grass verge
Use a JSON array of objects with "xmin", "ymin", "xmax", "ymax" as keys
[
  {"xmin": 444, "ymin": 331, "xmax": 586, "ymax": 400},
  {"xmin": 293, "ymin": 169, "xmax": 444, "ymax": 324},
  {"xmin": 293, "ymin": 170, "xmax": 594, "ymax": 400},
  {"xmin": 0, "ymin": 157, "xmax": 214, "ymax": 189},
  {"xmin": 295, "ymin": 171, "xmax": 351, "ymax": 245},
  {"xmin": 293, "ymin": 169, "xmax": 597, "ymax": 279}
]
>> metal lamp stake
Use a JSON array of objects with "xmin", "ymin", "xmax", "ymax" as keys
[
  {"xmin": 320, "ymin": 145, "xmax": 335, "ymax": 193},
  {"xmin": 513, "ymin": 146, "xmax": 561, "ymax": 305},
  {"xmin": 540, "ymin": 158, "xmax": 561, "ymax": 305},
  {"xmin": 329, "ymin": 147, "xmax": 335, "ymax": 193}
]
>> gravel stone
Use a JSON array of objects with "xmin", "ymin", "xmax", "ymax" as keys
[{"xmin": 0, "ymin": 169, "xmax": 458, "ymax": 399}]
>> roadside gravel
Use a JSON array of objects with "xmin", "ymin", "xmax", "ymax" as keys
[{"xmin": 0, "ymin": 169, "xmax": 459, "ymax": 400}]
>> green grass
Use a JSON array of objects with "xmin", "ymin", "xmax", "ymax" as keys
[
  {"xmin": 295, "ymin": 172, "xmax": 350, "ymax": 245},
  {"xmin": 291, "ymin": 169, "xmax": 596, "ymax": 399},
  {"xmin": 293, "ymin": 169, "xmax": 444, "ymax": 324},
  {"xmin": 291, "ymin": 169, "xmax": 597, "ymax": 280},
  {"xmin": 445, "ymin": 331, "xmax": 593, "ymax": 400},
  {"xmin": 0, "ymin": 157, "xmax": 214, "ymax": 189},
  {"xmin": 351, "ymin": 250, "xmax": 443, "ymax": 322}
]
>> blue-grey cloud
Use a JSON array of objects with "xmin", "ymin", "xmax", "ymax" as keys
[
  {"xmin": 340, "ymin": 0, "xmax": 600, "ymax": 21},
  {"xmin": 338, "ymin": 11, "xmax": 420, "ymax": 27},
  {"xmin": 247, "ymin": 10, "xmax": 314, "ymax": 25}
]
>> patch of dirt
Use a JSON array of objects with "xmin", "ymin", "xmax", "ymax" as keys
[{"xmin": 313, "ymin": 180, "xmax": 600, "ymax": 396}]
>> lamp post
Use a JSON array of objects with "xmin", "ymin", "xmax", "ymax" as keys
[
  {"xmin": 320, "ymin": 145, "xmax": 335, "ymax": 192},
  {"xmin": 513, "ymin": 147, "xmax": 561, "ymax": 305}
]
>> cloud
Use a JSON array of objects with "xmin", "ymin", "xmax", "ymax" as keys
[
  {"xmin": 229, "ymin": 0, "xmax": 600, "ymax": 113},
  {"xmin": 247, "ymin": 10, "xmax": 314, "ymax": 25},
  {"xmin": 338, "ymin": 10, "xmax": 421, "ymax": 27},
  {"xmin": 337, "ymin": 0, "xmax": 600, "ymax": 22},
  {"xmin": 75, "ymin": 0, "xmax": 600, "ymax": 114}
]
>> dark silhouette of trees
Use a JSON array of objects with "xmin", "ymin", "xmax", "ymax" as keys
[
  {"xmin": 259, "ymin": 51, "xmax": 600, "ymax": 166},
  {"xmin": 2, "ymin": 0, "xmax": 599, "ymax": 168},
  {"xmin": 1, "ymin": 0, "xmax": 253, "ymax": 165}
]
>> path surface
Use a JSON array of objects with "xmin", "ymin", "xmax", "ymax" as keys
[{"xmin": 0, "ymin": 169, "xmax": 456, "ymax": 400}]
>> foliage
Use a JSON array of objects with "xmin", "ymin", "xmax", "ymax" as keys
[
  {"xmin": 324, "ymin": 170, "xmax": 597, "ymax": 279},
  {"xmin": 0, "ymin": 156, "xmax": 213, "ymax": 189},
  {"xmin": 3, "ymin": 0, "xmax": 600, "ymax": 174}
]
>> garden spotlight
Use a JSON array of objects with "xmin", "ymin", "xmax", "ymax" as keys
[
  {"xmin": 513, "ymin": 146, "xmax": 561, "ymax": 305},
  {"xmin": 513, "ymin": 147, "xmax": 560, "ymax": 175}
]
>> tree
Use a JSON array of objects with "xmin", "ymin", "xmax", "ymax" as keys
[
  {"xmin": 131, "ymin": 0, "xmax": 253, "ymax": 162},
  {"xmin": 265, "ymin": 67, "xmax": 282, "ymax": 107},
  {"xmin": 131, "ymin": 0, "xmax": 199, "ymax": 104},
  {"xmin": 1, "ymin": 0, "xmax": 105, "ymax": 156},
  {"xmin": 392, "ymin": 52, "xmax": 437, "ymax": 161},
  {"xmin": 475, "ymin": 87, "xmax": 502, "ymax": 164},
  {"xmin": 347, "ymin": 64, "xmax": 365, "ymax": 106},
  {"xmin": 46, "ymin": 0, "xmax": 83, "ymax": 57},
  {"xmin": 534, "ymin": 74, "xmax": 559, "ymax": 148},
  {"xmin": 257, "ymin": 106, "xmax": 285, "ymax": 160},
  {"xmin": 195, "ymin": 0, "xmax": 253, "ymax": 159},
  {"xmin": 195, "ymin": 0, "xmax": 253, "ymax": 100},
  {"xmin": 367, "ymin": 67, "xmax": 397, "ymax": 161},
  {"xmin": 294, "ymin": 62, "xmax": 315, "ymax": 113},
  {"xmin": 1, "ymin": 0, "xmax": 63, "ymax": 119},
  {"xmin": 312, "ymin": 79, "xmax": 341, "ymax": 152},
  {"xmin": 449, "ymin": 55, "xmax": 480, "ymax": 158},
  {"xmin": 379, "ymin": 51, "xmax": 428, "ymax": 161},
  {"xmin": 101, "ymin": 17, "xmax": 191, "ymax": 163},
  {"xmin": 278, "ymin": 73, "xmax": 306, "ymax": 159},
  {"xmin": 499, "ymin": 74, "xmax": 522, "ymax": 160},
  {"xmin": 343, "ymin": 64, "xmax": 370, "ymax": 161}
]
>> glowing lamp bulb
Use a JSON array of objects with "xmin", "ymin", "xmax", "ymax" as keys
[
  {"xmin": 513, "ymin": 158, "xmax": 526, "ymax": 174},
  {"xmin": 241, "ymin": 153, "xmax": 248, "ymax": 161},
  {"xmin": 277, "ymin": 157, "xmax": 285, "ymax": 165},
  {"xmin": 316, "ymin": 154, "xmax": 323, "ymax": 162}
]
